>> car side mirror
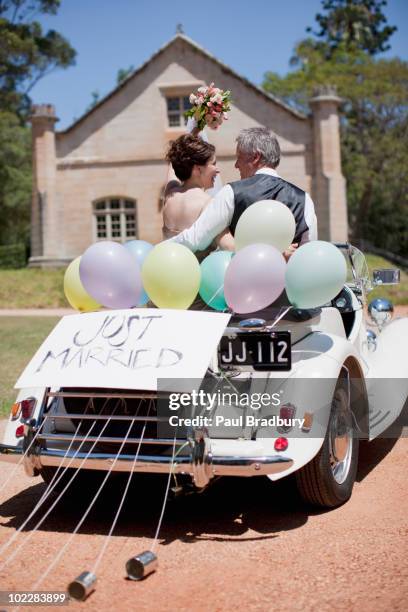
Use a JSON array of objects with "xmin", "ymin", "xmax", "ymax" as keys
[{"xmin": 372, "ymin": 269, "xmax": 400, "ymax": 286}]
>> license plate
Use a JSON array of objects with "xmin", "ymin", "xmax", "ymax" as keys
[{"xmin": 218, "ymin": 332, "xmax": 291, "ymax": 371}]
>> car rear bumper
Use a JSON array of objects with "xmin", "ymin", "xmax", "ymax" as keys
[{"xmin": 0, "ymin": 442, "xmax": 293, "ymax": 487}]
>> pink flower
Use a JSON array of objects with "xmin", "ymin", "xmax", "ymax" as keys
[{"xmin": 210, "ymin": 93, "xmax": 223, "ymax": 105}]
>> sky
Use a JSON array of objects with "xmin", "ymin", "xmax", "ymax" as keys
[{"xmin": 29, "ymin": 0, "xmax": 408, "ymax": 130}]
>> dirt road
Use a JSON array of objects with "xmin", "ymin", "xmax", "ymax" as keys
[{"xmin": 0, "ymin": 419, "xmax": 407, "ymax": 612}]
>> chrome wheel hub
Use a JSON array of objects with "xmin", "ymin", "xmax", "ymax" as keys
[{"xmin": 329, "ymin": 388, "xmax": 353, "ymax": 485}]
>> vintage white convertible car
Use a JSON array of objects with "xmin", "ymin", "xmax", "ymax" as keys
[{"xmin": 1, "ymin": 244, "xmax": 407, "ymax": 509}]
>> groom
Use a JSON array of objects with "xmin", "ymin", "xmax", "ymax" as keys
[{"xmin": 170, "ymin": 127, "xmax": 317, "ymax": 257}]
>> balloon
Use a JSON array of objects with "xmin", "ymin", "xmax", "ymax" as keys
[
  {"xmin": 235, "ymin": 200, "xmax": 296, "ymax": 252},
  {"xmin": 199, "ymin": 251, "xmax": 233, "ymax": 311},
  {"xmin": 64, "ymin": 257, "xmax": 101, "ymax": 312},
  {"xmin": 224, "ymin": 244, "xmax": 286, "ymax": 314},
  {"xmin": 79, "ymin": 241, "xmax": 142, "ymax": 309},
  {"xmin": 124, "ymin": 240, "xmax": 154, "ymax": 305},
  {"xmin": 285, "ymin": 241, "xmax": 347, "ymax": 308},
  {"xmin": 142, "ymin": 243, "xmax": 201, "ymax": 309}
]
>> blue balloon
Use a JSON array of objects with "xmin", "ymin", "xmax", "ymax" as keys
[
  {"xmin": 124, "ymin": 240, "xmax": 153, "ymax": 306},
  {"xmin": 199, "ymin": 251, "xmax": 233, "ymax": 311}
]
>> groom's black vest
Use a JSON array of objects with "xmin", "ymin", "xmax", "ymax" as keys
[{"xmin": 229, "ymin": 174, "xmax": 309, "ymax": 243}]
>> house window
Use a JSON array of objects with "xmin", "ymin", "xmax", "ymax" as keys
[
  {"xmin": 93, "ymin": 198, "xmax": 137, "ymax": 241},
  {"xmin": 166, "ymin": 95, "xmax": 191, "ymax": 127}
]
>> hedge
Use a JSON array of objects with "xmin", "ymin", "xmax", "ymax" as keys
[{"xmin": 0, "ymin": 243, "xmax": 27, "ymax": 269}]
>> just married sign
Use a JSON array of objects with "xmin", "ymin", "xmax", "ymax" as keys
[{"xmin": 15, "ymin": 309, "xmax": 231, "ymax": 391}]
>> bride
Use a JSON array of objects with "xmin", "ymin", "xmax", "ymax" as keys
[{"xmin": 162, "ymin": 133, "xmax": 233, "ymax": 256}]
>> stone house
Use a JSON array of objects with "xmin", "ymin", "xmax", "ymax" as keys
[{"xmin": 29, "ymin": 33, "xmax": 347, "ymax": 267}]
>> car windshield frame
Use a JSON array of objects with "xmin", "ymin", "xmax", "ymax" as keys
[{"xmin": 334, "ymin": 242, "xmax": 372, "ymax": 298}]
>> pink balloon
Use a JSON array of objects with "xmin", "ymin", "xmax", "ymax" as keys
[
  {"xmin": 80, "ymin": 241, "xmax": 142, "ymax": 309},
  {"xmin": 224, "ymin": 244, "xmax": 286, "ymax": 314}
]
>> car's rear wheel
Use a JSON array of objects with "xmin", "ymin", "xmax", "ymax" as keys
[{"xmin": 295, "ymin": 374, "xmax": 359, "ymax": 508}]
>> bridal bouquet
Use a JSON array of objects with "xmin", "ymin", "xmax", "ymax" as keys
[{"xmin": 185, "ymin": 83, "xmax": 231, "ymax": 131}]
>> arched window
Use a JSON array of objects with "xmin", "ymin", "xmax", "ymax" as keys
[{"xmin": 93, "ymin": 197, "xmax": 137, "ymax": 241}]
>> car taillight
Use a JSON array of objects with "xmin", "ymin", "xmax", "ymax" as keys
[
  {"xmin": 10, "ymin": 398, "xmax": 36, "ymax": 422},
  {"xmin": 10, "ymin": 402, "xmax": 21, "ymax": 420},
  {"xmin": 15, "ymin": 425, "xmax": 25, "ymax": 438},
  {"xmin": 21, "ymin": 398, "xmax": 36, "ymax": 420},
  {"xmin": 274, "ymin": 437, "xmax": 288, "ymax": 452},
  {"xmin": 277, "ymin": 403, "xmax": 296, "ymax": 433}
]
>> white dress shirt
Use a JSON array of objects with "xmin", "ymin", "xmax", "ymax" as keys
[{"xmin": 171, "ymin": 167, "xmax": 318, "ymax": 252}]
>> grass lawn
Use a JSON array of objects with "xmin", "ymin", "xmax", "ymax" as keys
[
  {"xmin": 0, "ymin": 317, "xmax": 58, "ymax": 417},
  {"xmin": 0, "ymin": 268, "xmax": 66, "ymax": 308}
]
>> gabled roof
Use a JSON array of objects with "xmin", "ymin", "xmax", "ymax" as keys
[{"xmin": 59, "ymin": 33, "xmax": 306, "ymax": 134}]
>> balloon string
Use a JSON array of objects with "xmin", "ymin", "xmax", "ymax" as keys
[
  {"xmin": 267, "ymin": 306, "xmax": 292, "ymax": 329},
  {"xmin": 199, "ymin": 284, "xmax": 224, "ymax": 311}
]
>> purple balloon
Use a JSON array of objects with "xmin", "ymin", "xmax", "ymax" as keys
[
  {"xmin": 80, "ymin": 241, "xmax": 142, "ymax": 309},
  {"xmin": 224, "ymin": 244, "xmax": 286, "ymax": 314}
]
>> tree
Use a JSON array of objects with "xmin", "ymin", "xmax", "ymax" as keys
[
  {"xmin": 308, "ymin": 0, "xmax": 397, "ymax": 56},
  {"xmin": 0, "ymin": 0, "xmax": 76, "ymax": 117},
  {"xmin": 0, "ymin": 0, "xmax": 75, "ymax": 250},
  {"xmin": 0, "ymin": 111, "xmax": 31, "ymax": 245},
  {"xmin": 116, "ymin": 65, "xmax": 134, "ymax": 85},
  {"xmin": 263, "ymin": 1, "xmax": 407, "ymax": 256}
]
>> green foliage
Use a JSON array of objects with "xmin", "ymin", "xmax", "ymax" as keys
[
  {"xmin": 0, "ymin": 111, "xmax": 32, "ymax": 245},
  {"xmin": 0, "ymin": 1, "xmax": 76, "ymax": 249},
  {"xmin": 308, "ymin": 0, "xmax": 397, "ymax": 56},
  {"xmin": 116, "ymin": 65, "xmax": 134, "ymax": 85},
  {"xmin": 0, "ymin": 0, "xmax": 76, "ymax": 117},
  {"xmin": 263, "ymin": 1, "xmax": 407, "ymax": 258},
  {"xmin": 0, "ymin": 243, "xmax": 26, "ymax": 268}
]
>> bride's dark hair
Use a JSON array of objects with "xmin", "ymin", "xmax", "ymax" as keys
[{"xmin": 166, "ymin": 134, "xmax": 215, "ymax": 181}]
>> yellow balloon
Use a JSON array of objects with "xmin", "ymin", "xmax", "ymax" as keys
[
  {"xmin": 64, "ymin": 257, "xmax": 101, "ymax": 312},
  {"xmin": 142, "ymin": 243, "xmax": 201, "ymax": 309}
]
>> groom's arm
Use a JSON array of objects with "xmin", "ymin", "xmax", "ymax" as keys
[
  {"xmin": 170, "ymin": 185, "xmax": 235, "ymax": 251},
  {"xmin": 299, "ymin": 192, "xmax": 318, "ymax": 244}
]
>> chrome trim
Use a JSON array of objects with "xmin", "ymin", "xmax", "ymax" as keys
[
  {"xmin": 43, "ymin": 413, "xmax": 168, "ymax": 422},
  {"xmin": 0, "ymin": 441, "xmax": 293, "ymax": 478},
  {"xmin": 11, "ymin": 445, "xmax": 292, "ymax": 477},
  {"xmin": 188, "ymin": 426, "xmax": 212, "ymax": 487},
  {"xmin": 47, "ymin": 391, "xmax": 158, "ymax": 399},
  {"xmin": 37, "ymin": 433, "xmax": 185, "ymax": 445}
]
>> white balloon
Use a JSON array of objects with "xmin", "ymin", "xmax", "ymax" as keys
[{"xmin": 235, "ymin": 200, "xmax": 296, "ymax": 252}]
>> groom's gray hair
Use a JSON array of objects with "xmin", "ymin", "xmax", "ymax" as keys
[{"xmin": 236, "ymin": 127, "xmax": 281, "ymax": 168}]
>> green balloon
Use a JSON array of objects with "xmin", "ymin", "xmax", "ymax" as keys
[
  {"xmin": 285, "ymin": 241, "xmax": 347, "ymax": 308},
  {"xmin": 199, "ymin": 251, "xmax": 233, "ymax": 311}
]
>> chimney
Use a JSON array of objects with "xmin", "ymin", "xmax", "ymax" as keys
[
  {"xmin": 310, "ymin": 87, "xmax": 348, "ymax": 242},
  {"xmin": 29, "ymin": 104, "xmax": 58, "ymax": 264}
]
